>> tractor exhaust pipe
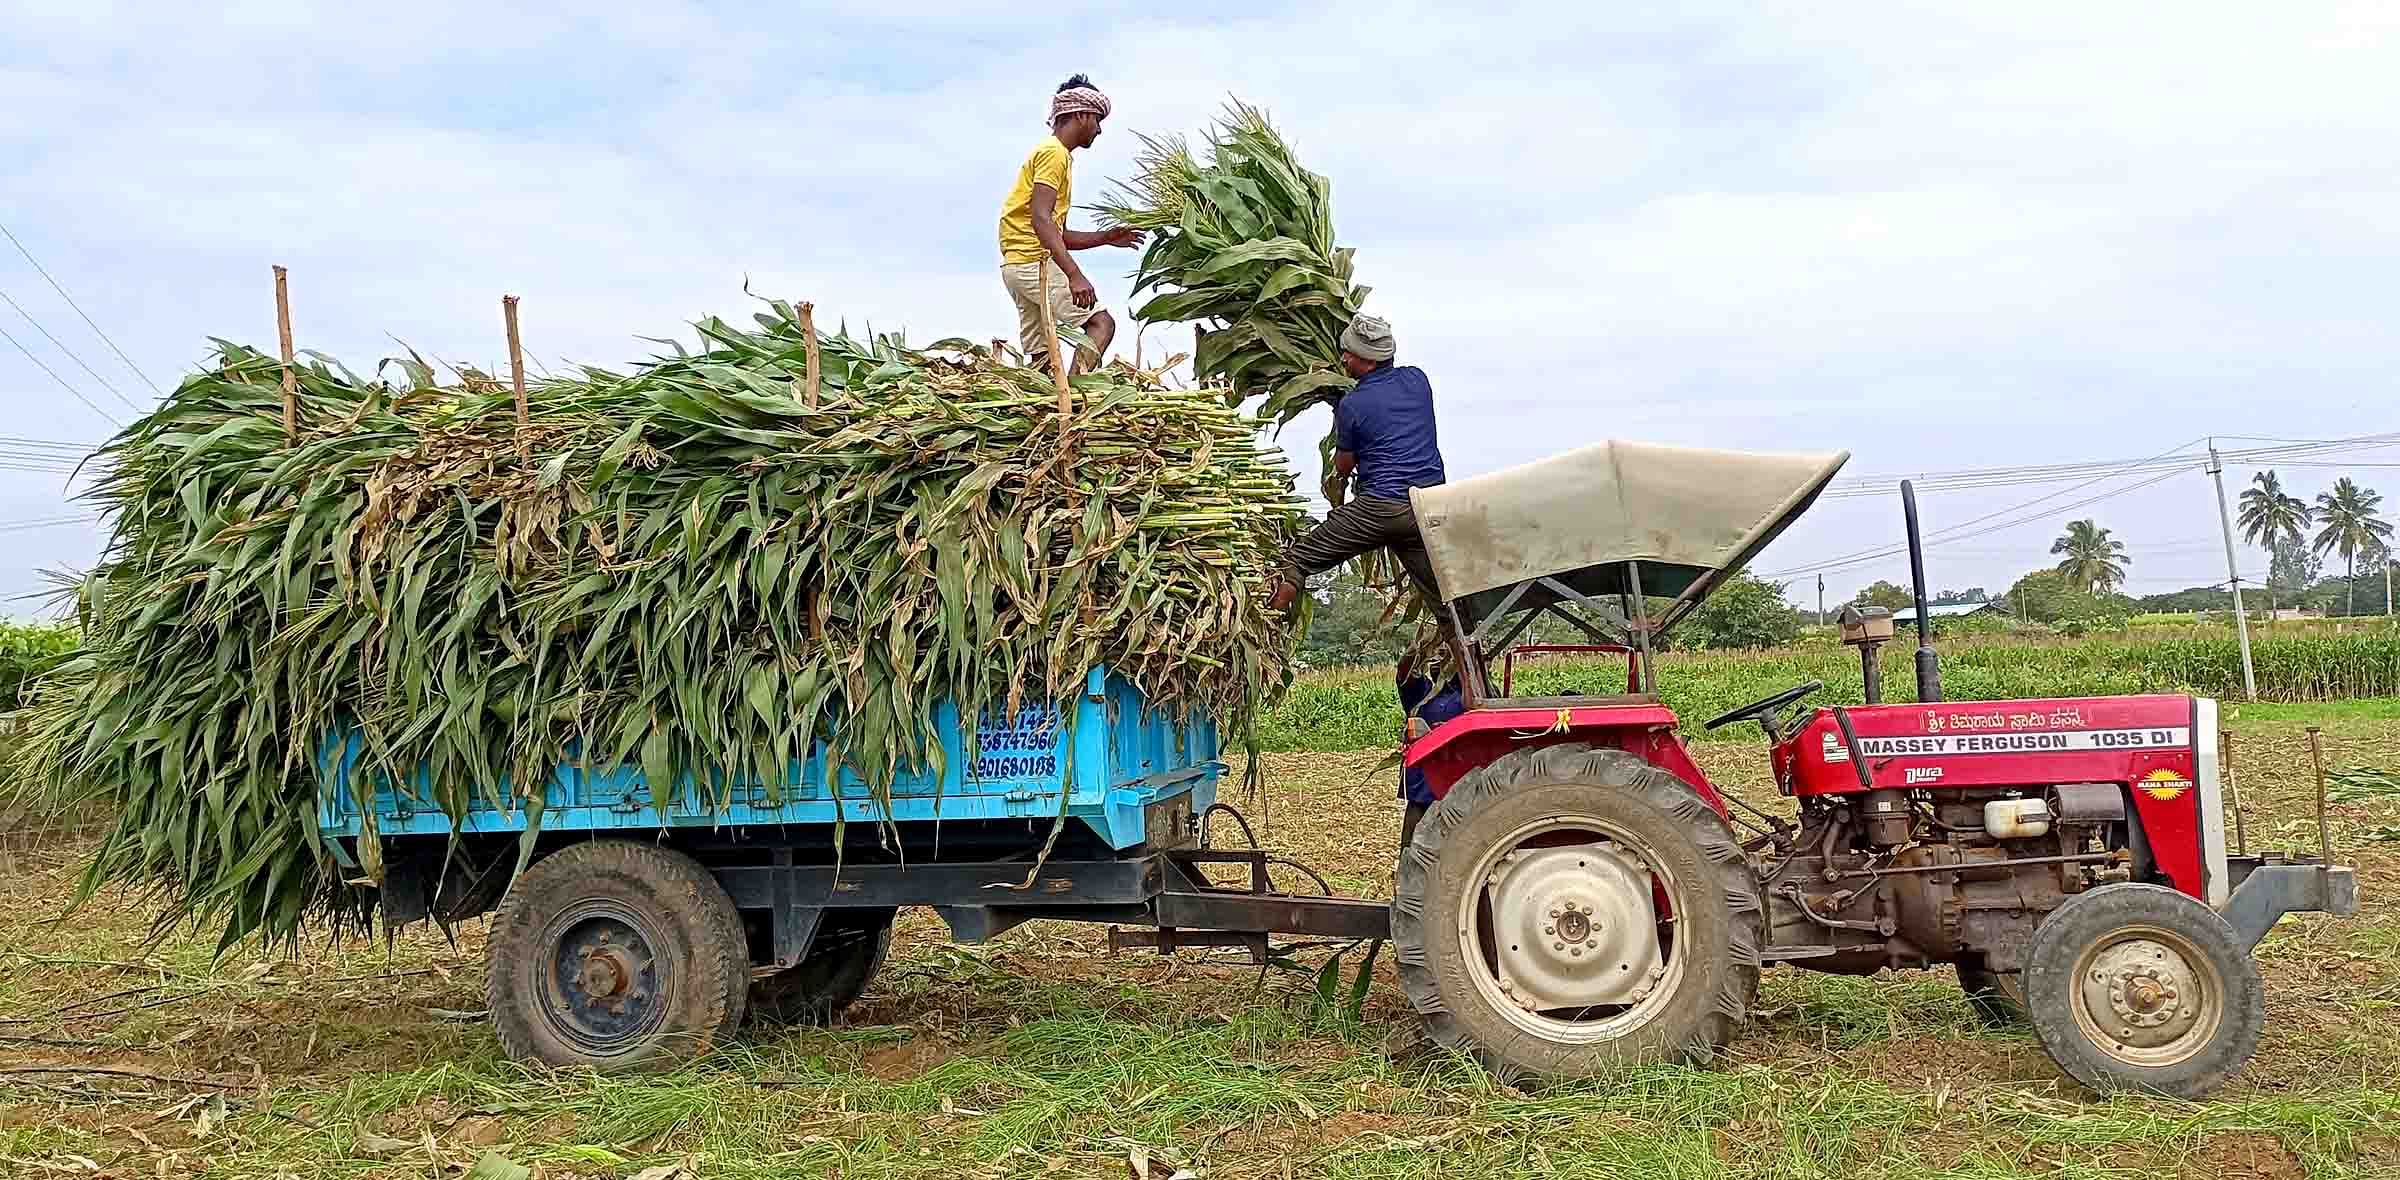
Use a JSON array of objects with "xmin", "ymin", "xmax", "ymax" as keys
[{"xmin": 1901, "ymin": 480, "xmax": 1942, "ymax": 703}]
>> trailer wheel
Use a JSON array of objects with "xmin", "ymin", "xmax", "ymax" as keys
[
  {"xmin": 486, "ymin": 840, "xmax": 749, "ymax": 1072},
  {"xmin": 2023, "ymin": 883, "xmax": 2264, "ymax": 1098},
  {"xmin": 1392, "ymin": 744, "xmax": 1761, "ymax": 1081},
  {"xmin": 1956, "ymin": 955, "xmax": 2028, "ymax": 1026},
  {"xmin": 750, "ymin": 909, "xmax": 895, "ymax": 1026}
]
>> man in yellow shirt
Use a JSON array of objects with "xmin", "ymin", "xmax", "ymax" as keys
[{"xmin": 999, "ymin": 75, "xmax": 1142, "ymax": 373}]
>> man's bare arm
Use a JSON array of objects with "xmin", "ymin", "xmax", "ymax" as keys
[
  {"xmin": 1029, "ymin": 184, "xmax": 1098, "ymax": 308},
  {"xmin": 1034, "ymin": 185, "xmax": 1142, "ymax": 252}
]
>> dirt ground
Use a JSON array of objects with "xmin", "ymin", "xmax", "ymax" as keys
[{"xmin": 2, "ymin": 718, "xmax": 2395, "ymax": 1178}]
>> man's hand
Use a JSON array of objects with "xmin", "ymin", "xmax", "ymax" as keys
[
  {"xmin": 1068, "ymin": 269, "xmax": 1098, "ymax": 309},
  {"xmin": 1320, "ymin": 468, "xmax": 1349, "ymax": 506},
  {"xmin": 1103, "ymin": 226, "xmax": 1144, "ymax": 249},
  {"xmin": 1267, "ymin": 576, "xmax": 1300, "ymax": 616}
]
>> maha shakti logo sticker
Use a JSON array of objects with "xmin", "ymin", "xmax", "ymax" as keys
[{"xmin": 2139, "ymin": 768, "xmax": 2192, "ymax": 801}]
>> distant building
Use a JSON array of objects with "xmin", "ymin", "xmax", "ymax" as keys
[{"xmin": 1891, "ymin": 601, "xmax": 2003, "ymax": 630}]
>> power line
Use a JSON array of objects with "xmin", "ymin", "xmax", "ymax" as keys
[
  {"xmin": 1774, "ymin": 466, "xmax": 2190, "ymax": 580},
  {"xmin": 1780, "ymin": 436, "xmax": 2207, "ymax": 577},
  {"xmin": 0, "ymin": 319, "xmax": 123, "ymax": 426},
  {"xmin": 0, "ymin": 286, "xmax": 141, "ymax": 412},
  {"xmin": 1823, "ymin": 430, "xmax": 2400, "ymax": 499},
  {"xmin": 1779, "ymin": 429, "xmax": 2400, "ymax": 584},
  {"xmin": 0, "ymin": 513, "xmax": 99, "ymax": 534},
  {"xmin": 0, "ymin": 219, "xmax": 160, "ymax": 395}
]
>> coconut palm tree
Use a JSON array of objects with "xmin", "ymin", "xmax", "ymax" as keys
[
  {"xmin": 2237, "ymin": 470, "xmax": 2311, "ymax": 612},
  {"xmin": 2050, "ymin": 519, "xmax": 2130, "ymax": 594},
  {"xmin": 2312, "ymin": 478, "xmax": 2394, "ymax": 617}
]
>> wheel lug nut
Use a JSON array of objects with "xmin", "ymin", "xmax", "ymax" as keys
[
  {"xmin": 1585, "ymin": 940, "xmax": 1597, "ymax": 949},
  {"xmin": 1544, "ymin": 926, "xmax": 1555, "ymax": 935},
  {"xmin": 1548, "ymin": 909, "xmax": 1560, "ymax": 919},
  {"xmin": 1554, "ymin": 941, "xmax": 1565, "ymax": 951},
  {"xmin": 1570, "ymin": 947, "xmax": 1582, "ymax": 957}
]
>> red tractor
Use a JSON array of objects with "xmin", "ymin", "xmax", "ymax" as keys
[{"xmin": 1385, "ymin": 441, "xmax": 2356, "ymax": 1097}]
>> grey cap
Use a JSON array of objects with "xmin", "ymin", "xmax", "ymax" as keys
[{"xmin": 1338, "ymin": 314, "xmax": 1394, "ymax": 362}]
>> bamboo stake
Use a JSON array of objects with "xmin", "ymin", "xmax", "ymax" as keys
[
  {"xmin": 797, "ymin": 302, "xmax": 820, "ymax": 407},
  {"xmin": 2306, "ymin": 726, "xmax": 2331, "ymax": 866},
  {"xmin": 502, "ymin": 295, "xmax": 528, "ymax": 464},
  {"xmin": 2222, "ymin": 728, "xmax": 2247, "ymax": 856},
  {"xmin": 272, "ymin": 265, "xmax": 297, "ymax": 440},
  {"xmin": 1035, "ymin": 265, "xmax": 1071, "ymax": 416}
]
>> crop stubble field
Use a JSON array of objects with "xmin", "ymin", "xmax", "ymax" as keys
[{"xmin": 2, "ymin": 711, "xmax": 2396, "ymax": 1178}]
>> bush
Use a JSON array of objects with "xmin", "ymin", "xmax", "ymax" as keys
[
  {"xmin": 1685, "ymin": 571, "xmax": 1804, "ymax": 650},
  {"xmin": 0, "ymin": 619, "xmax": 76, "ymax": 712}
]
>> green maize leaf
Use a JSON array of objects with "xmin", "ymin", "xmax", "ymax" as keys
[{"xmin": 1103, "ymin": 100, "xmax": 1372, "ymax": 430}]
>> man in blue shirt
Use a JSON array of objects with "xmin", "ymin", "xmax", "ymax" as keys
[
  {"xmin": 1267, "ymin": 314, "xmax": 1449, "ymax": 612},
  {"xmin": 1395, "ymin": 653, "xmax": 1465, "ymax": 848}
]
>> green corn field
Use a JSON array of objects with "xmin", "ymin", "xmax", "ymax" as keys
[{"xmin": 1257, "ymin": 626, "xmax": 2400, "ymax": 752}]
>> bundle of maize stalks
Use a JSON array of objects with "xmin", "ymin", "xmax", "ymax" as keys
[
  {"xmin": 1101, "ymin": 102, "xmax": 1368, "ymax": 429},
  {"xmin": 13, "ymin": 302, "xmax": 1305, "ymax": 944}
]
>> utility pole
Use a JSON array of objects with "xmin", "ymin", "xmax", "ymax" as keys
[
  {"xmin": 1817, "ymin": 574, "xmax": 1825, "ymax": 626},
  {"xmin": 2205, "ymin": 440, "xmax": 2259, "ymax": 700}
]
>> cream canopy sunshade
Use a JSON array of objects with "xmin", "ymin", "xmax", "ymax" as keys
[{"xmin": 1409, "ymin": 440, "xmax": 1850, "ymax": 621}]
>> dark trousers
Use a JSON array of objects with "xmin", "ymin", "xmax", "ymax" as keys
[{"xmin": 1284, "ymin": 495, "xmax": 1438, "ymax": 601}]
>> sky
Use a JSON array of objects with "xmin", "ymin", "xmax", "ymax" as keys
[{"xmin": 3, "ymin": 1, "xmax": 2397, "ymax": 616}]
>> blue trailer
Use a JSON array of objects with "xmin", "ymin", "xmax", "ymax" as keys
[{"xmin": 322, "ymin": 668, "xmax": 1384, "ymax": 1069}]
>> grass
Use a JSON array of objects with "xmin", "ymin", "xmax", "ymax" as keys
[
  {"xmin": 1260, "ymin": 625, "xmax": 2400, "ymax": 752},
  {"xmin": 2, "ymin": 714, "xmax": 2396, "ymax": 1177},
  {"xmin": 2231, "ymin": 697, "xmax": 2400, "ymax": 726}
]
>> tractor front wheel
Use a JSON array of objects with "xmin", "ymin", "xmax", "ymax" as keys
[
  {"xmin": 1392, "ymin": 744, "xmax": 1761, "ymax": 1081},
  {"xmin": 2023, "ymin": 883, "xmax": 2264, "ymax": 1098}
]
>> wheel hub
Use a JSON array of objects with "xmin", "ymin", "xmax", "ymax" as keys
[
  {"xmin": 1486, "ymin": 842, "xmax": 1663, "ymax": 1013},
  {"xmin": 544, "ymin": 910, "xmax": 665, "ymax": 1047},
  {"xmin": 578, "ymin": 946, "xmax": 633, "ymax": 1002},
  {"xmin": 2081, "ymin": 938, "xmax": 2204, "ymax": 1049}
]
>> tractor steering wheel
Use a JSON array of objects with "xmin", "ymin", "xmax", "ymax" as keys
[{"xmin": 1703, "ymin": 680, "xmax": 1825, "ymax": 731}]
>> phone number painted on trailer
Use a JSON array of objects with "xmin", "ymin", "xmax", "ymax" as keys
[{"xmin": 1858, "ymin": 727, "xmax": 2190, "ymax": 757}]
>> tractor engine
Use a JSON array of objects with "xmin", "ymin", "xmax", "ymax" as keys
[
  {"xmin": 1760, "ymin": 777, "xmax": 2136, "ymax": 975},
  {"xmin": 1757, "ymin": 684, "xmax": 2222, "ymax": 977}
]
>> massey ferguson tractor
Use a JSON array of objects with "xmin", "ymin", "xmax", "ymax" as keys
[
  {"xmin": 1386, "ymin": 441, "xmax": 2356, "ymax": 1097},
  {"xmin": 329, "ymin": 440, "xmax": 2353, "ymax": 1098}
]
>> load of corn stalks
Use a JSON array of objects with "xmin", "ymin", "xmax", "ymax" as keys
[
  {"xmin": 1100, "ymin": 101, "xmax": 1367, "ymax": 431},
  {"xmin": 11, "ymin": 301, "xmax": 1305, "ymax": 945},
  {"xmin": 1101, "ymin": 100, "xmax": 1437, "ymax": 641}
]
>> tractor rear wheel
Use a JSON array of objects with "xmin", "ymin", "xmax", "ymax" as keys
[
  {"xmin": 750, "ymin": 909, "xmax": 895, "ymax": 1026},
  {"xmin": 1956, "ymin": 955, "xmax": 2028, "ymax": 1026},
  {"xmin": 1392, "ymin": 744, "xmax": 1761, "ymax": 1082},
  {"xmin": 2023, "ymin": 882, "xmax": 2264, "ymax": 1098}
]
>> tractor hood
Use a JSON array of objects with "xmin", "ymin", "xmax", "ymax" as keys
[{"xmin": 1409, "ymin": 440, "xmax": 1849, "ymax": 623}]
